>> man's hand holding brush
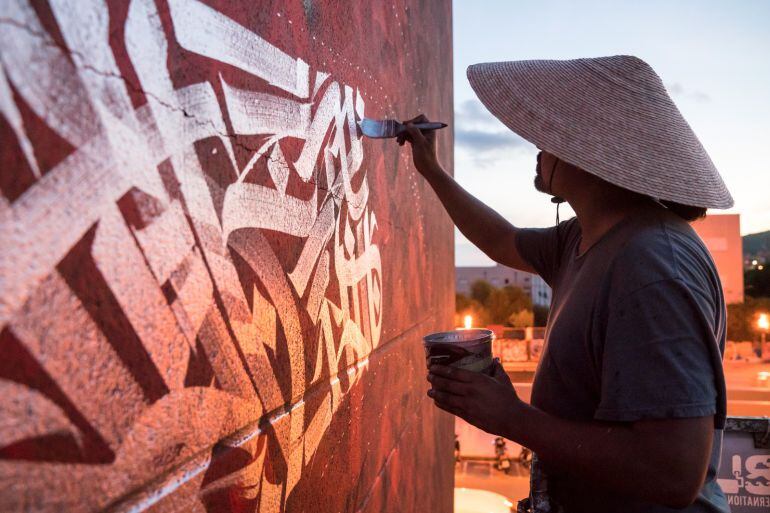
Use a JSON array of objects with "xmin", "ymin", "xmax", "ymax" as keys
[{"xmin": 397, "ymin": 114, "xmax": 442, "ymax": 179}]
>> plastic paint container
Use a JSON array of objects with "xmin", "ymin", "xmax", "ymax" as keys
[{"xmin": 422, "ymin": 329, "xmax": 495, "ymax": 374}]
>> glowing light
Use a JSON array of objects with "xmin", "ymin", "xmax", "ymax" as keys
[
  {"xmin": 758, "ymin": 371, "xmax": 770, "ymax": 381},
  {"xmin": 464, "ymin": 315, "xmax": 472, "ymax": 329},
  {"xmin": 752, "ymin": 259, "xmax": 758, "ymax": 265},
  {"xmin": 759, "ymin": 265, "xmax": 765, "ymax": 270},
  {"xmin": 759, "ymin": 313, "xmax": 770, "ymax": 331}
]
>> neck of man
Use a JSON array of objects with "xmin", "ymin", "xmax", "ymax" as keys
[{"xmin": 564, "ymin": 177, "xmax": 663, "ymax": 253}]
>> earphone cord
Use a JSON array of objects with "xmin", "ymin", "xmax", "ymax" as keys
[{"xmin": 549, "ymin": 159, "xmax": 563, "ymax": 259}]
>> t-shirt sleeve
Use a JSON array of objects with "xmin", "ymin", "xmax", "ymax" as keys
[
  {"xmin": 514, "ymin": 218, "xmax": 577, "ymax": 287},
  {"xmin": 594, "ymin": 277, "xmax": 724, "ymax": 424}
]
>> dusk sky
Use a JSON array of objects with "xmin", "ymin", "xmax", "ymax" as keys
[{"xmin": 451, "ymin": 0, "xmax": 770, "ymax": 266}]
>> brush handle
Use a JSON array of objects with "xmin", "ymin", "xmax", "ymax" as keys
[{"xmin": 410, "ymin": 122, "xmax": 447, "ymax": 131}]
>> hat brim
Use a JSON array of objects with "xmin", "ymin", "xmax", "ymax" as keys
[{"xmin": 467, "ymin": 57, "xmax": 733, "ymax": 209}]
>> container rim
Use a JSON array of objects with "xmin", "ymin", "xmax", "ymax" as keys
[{"xmin": 422, "ymin": 328, "xmax": 494, "ymax": 345}]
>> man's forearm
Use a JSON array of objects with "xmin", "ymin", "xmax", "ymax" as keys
[
  {"xmin": 506, "ymin": 401, "xmax": 697, "ymax": 508},
  {"xmin": 423, "ymin": 164, "xmax": 516, "ymax": 263}
]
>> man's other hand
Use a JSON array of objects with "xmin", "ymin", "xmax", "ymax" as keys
[{"xmin": 427, "ymin": 360, "xmax": 522, "ymax": 437}]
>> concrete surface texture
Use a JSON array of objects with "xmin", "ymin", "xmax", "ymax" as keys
[{"xmin": 0, "ymin": 1, "xmax": 454, "ymax": 511}]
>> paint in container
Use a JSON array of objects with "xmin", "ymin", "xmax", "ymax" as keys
[{"xmin": 422, "ymin": 329, "xmax": 495, "ymax": 375}]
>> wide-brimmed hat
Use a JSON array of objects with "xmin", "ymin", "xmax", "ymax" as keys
[{"xmin": 467, "ymin": 55, "xmax": 733, "ymax": 209}]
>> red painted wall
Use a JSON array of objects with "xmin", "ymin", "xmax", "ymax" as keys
[{"xmin": 0, "ymin": 1, "xmax": 454, "ymax": 511}]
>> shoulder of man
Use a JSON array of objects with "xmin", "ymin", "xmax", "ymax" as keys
[{"xmin": 605, "ymin": 214, "xmax": 716, "ymax": 305}]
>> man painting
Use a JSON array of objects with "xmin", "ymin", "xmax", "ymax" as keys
[{"xmin": 401, "ymin": 56, "xmax": 731, "ymax": 512}]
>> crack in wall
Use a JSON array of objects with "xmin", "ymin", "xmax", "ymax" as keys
[
  {"xmin": 0, "ymin": 15, "xmax": 52, "ymax": 43},
  {"xmin": 0, "ymin": 16, "xmax": 351, "ymax": 203},
  {"xmin": 0, "ymin": 16, "xmax": 401, "ymax": 213},
  {"xmin": 0, "ymin": 14, "xmax": 425, "ymax": 289}
]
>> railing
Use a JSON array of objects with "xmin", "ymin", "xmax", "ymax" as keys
[
  {"xmin": 455, "ymin": 436, "xmax": 532, "ymax": 474},
  {"xmin": 491, "ymin": 327, "xmax": 546, "ymax": 364}
]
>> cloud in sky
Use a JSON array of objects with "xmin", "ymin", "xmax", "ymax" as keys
[
  {"xmin": 455, "ymin": 128, "xmax": 525, "ymax": 152},
  {"xmin": 455, "ymin": 98, "xmax": 497, "ymax": 124},
  {"xmin": 455, "ymin": 99, "xmax": 532, "ymax": 165},
  {"xmin": 666, "ymin": 82, "xmax": 711, "ymax": 103}
]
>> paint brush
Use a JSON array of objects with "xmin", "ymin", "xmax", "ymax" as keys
[{"xmin": 358, "ymin": 118, "xmax": 447, "ymax": 139}]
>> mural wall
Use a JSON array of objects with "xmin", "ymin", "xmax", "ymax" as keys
[{"xmin": 0, "ymin": 1, "xmax": 454, "ymax": 511}]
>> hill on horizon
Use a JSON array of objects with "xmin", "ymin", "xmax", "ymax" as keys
[{"xmin": 743, "ymin": 230, "xmax": 770, "ymax": 260}]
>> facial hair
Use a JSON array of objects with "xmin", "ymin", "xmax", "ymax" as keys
[{"xmin": 534, "ymin": 159, "xmax": 549, "ymax": 194}]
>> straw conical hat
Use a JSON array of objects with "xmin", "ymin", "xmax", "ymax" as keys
[{"xmin": 467, "ymin": 55, "xmax": 733, "ymax": 209}]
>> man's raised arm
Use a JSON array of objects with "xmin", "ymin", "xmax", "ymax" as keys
[{"xmin": 398, "ymin": 114, "xmax": 534, "ymax": 273}]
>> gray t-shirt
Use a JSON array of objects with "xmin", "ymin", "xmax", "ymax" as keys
[{"xmin": 515, "ymin": 207, "xmax": 729, "ymax": 513}]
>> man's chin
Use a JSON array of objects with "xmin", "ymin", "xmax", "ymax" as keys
[{"xmin": 534, "ymin": 175, "xmax": 548, "ymax": 194}]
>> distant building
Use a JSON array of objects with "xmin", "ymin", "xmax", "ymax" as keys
[
  {"xmin": 456, "ymin": 264, "xmax": 551, "ymax": 307},
  {"xmin": 457, "ymin": 214, "xmax": 743, "ymax": 307},
  {"xmin": 691, "ymin": 214, "xmax": 744, "ymax": 304}
]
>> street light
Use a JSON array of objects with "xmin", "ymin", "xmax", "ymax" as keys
[{"xmin": 759, "ymin": 313, "xmax": 770, "ymax": 361}]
